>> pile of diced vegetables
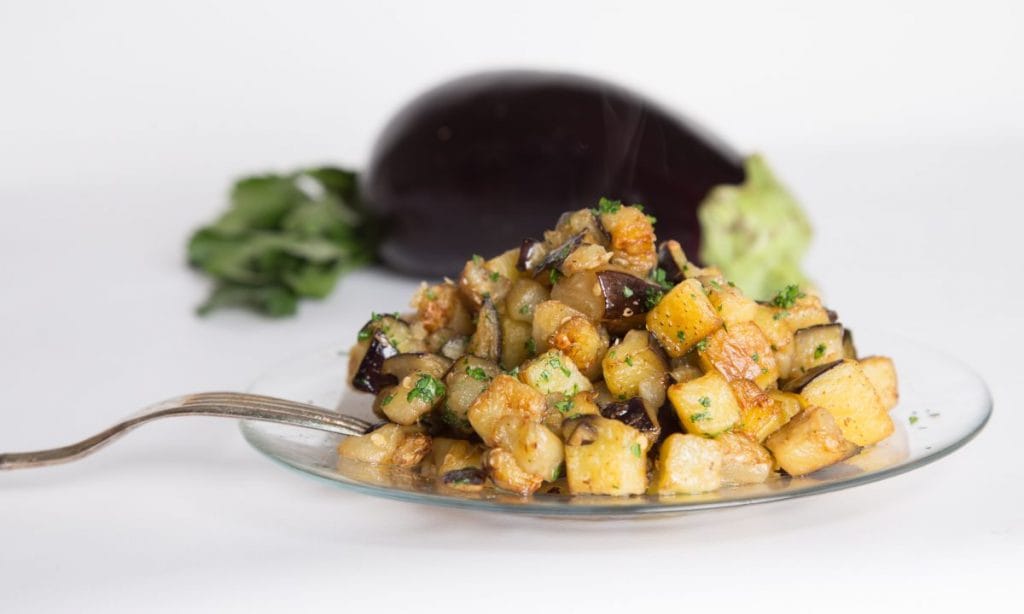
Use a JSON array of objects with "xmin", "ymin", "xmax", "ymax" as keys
[{"xmin": 340, "ymin": 200, "xmax": 898, "ymax": 496}]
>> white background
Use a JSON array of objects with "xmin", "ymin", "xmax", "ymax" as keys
[{"xmin": 1, "ymin": 1, "xmax": 1022, "ymax": 612}]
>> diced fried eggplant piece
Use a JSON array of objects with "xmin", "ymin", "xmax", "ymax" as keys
[
  {"xmin": 442, "ymin": 356, "xmax": 501, "ymax": 434},
  {"xmin": 379, "ymin": 371, "xmax": 447, "ymax": 426},
  {"xmin": 518, "ymin": 349, "xmax": 593, "ymax": 396},
  {"xmin": 564, "ymin": 415, "xmax": 649, "ymax": 495},
  {"xmin": 667, "ymin": 370, "xmax": 740, "ymax": 437},
  {"xmin": 716, "ymin": 432, "xmax": 772, "ymax": 485},
  {"xmin": 505, "ymin": 278, "xmax": 550, "ymax": 323},
  {"xmin": 467, "ymin": 374, "xmax": 546, "ymax": 446},
  {"xmin": 600, "ymin": 397, "xmax": 661, "ymax": 446},
  {"xmin": 441, "ymin": 467, "xmax": 487, "ymax": 490},
  {"xmin": 645, "ymin": 278, "xmax": 723, "ymax": 358},
  {"xmin": 543, "ymin": 208, "xmax": 609, "ymax": 249},
  {"xmin": 381, "ymin": 352, "xmax": 452, "ymax": 380},
  {"xmin": 596, "ymin": 270, "xmax": 667, "ymax": 319},
  {"xmin": 859, "ymin": 355, "xmax": 899, "ymax": 411},
  {"xmin": 430, "ymin": 438, "xmax": 485, "ymax": 478},
  {"xmin": 697, "ymin": 321, "xmax": 778, "ymax": 389},
  {"xmin": 792, "ymin": 323, "xmax": 845, "ymax": 374},
  {"xmin": 650, "ymin": 433, "xmax": 723, "ymax": 495},
  {"xmin": 355, "ymin": 314, "xmax": 426, "ymax": 354},
  {"xmin": 543, "ymin": 389, "xmax": 601, "ymax": 432},
  {"xmin": 764, "ymin": 407, "xmax": 859, "ymax": 476},
  {"xmin": 352, "ymin": 330, "xmax": 399, "ymax": 394},
  {"xmin": 337, "ymin": 424, "xmax": 431, "ymax": 467},
  {"xmin": 601, "ymin": 330, "xmax": 669, "ymax": 408},
  {"xmin": 516, "ymin": 238, "xmax": 546, "ymax": 273},
  {"xmin": 467, "ymin": 298, "xmax": 501, "ymax": 362},
  {"xmin": 548, "ymin": 315, "xmax": 610, "ymax": 380},
  {"xmin": 656, "ymin": 240, "xmax": 689, "ymax": 284},
  {"xmin": 561, "ymin": 244, "xmax": 613, "ymax": 276},
  {"xmin": 793, "ymin": 359, "xmax": 893, "ymax": 446},
  {"xmin": 533, "ymin": 232, "xmax": 585, "ymax": 279}
]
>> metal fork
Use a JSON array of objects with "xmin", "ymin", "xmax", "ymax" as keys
[{"xmin": 0, "ymin": 392, "xmax": 374, "ymax": 470}]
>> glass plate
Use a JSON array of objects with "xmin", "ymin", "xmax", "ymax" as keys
[{"xmin": 240, "ymin": 330, "xmax": 991, "ymax": 517}]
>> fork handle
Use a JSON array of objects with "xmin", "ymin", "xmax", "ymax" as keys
[{"xmin": 0, "ymin": 392, "xmax": 373, "ymax": 470}]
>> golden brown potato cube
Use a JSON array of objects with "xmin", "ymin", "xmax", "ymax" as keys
[
  {"xmin": 564, "ymin": 416, "xmax": 649, "ymax": 495},
  {"xmin": 767, "ymin": 390, "xmax": 805, "ymax": 422},
  {"xmin": 698, "ymin": 321, "xmax": 779, "ymax": 389},
  {"xmin": 548, "ymin": 315, "xmax": 610, "ymax": 380},
  {"xmin": 337, "ymin": 424, "xmax": 431, "ymax": 467},
  {"xmin": 598, "ymin": 204, "xmax": 657, "ymax": 275},
  {"xmin": 764, "ymin": 407, "xmax": 859, "ymax": 476},
  {"xmin": 798, "ymin": 360, "xmax": 894, "ymax": 446},
  {"xmin": 505, "ymin": 278, "xmax": 550, "ymax": 323},
  {"xmin": 645, "ymin": 279, "xmax": 723, "ymax": 357},
  {"xmin": 651, "ymin": 433, "xmax": 723, "ymax": 495},
  {"xmin": 859, "ymin": 356, "xmax": 899, "ymax": 411},
  {"xmin": 776, "ymin": 293, "xmax": 831, "ymax": 333},
  {"xmin": 412, "ymin": 281, "xmax": 474, "ymax": 336},
  {"xmin": 430, "ymin": 438, "xmax": 485, "ymax": 475},
  {"xmin": 484, "ymin": 447, "xmax": 543, "ymax": 495},
  {"xmin": 518, "ymin": 349, "xmax": 593, "ymax": 396},
  {"xmin": 792, "ymin": 323, "xmax": 845, "ymax": 374},
  {"xmin": 702, "ymin": 277, "xmax": 759, "ymax": 327},
  {"xmin": 493, "ymin": 418, "xmax": 565, "ymax": 481},
  {"xmin": 532, "ymin": 300, "xmax": 587, "ymax": 354},
  {"xmin": 467, "ymin": 374, "xmax": 546, "ymax": 446},
  {"xmin": 667, "ymin": 371, "xmax": 741, "ymax": 437},
  {"xmin": 562, "ymin": 244, "xmax": 613, "ymax": 276},
  {"xmin": 716, "ymin": 432, "xmax": 772, "ymax": 485},
  {"xmin": 542, "ymin": 390, "xmax": 601, "ymax": 432},
  {"xmin": 730, "ymin": 379, "xmax": 787, "ymax": 442},
  {"xmin": 459, "ymin": 251, "xmax": 517, "ymax": 308},
  {"xmin": 500, "ymin": 317, "xmax": 533, "ymax": 370},
  {"xmin": 442, "ymin": 356, "xmax": 500, "ymax": 433},
  {"xmin": 602, "ymin": 330, "xmax": 669, "ymax": 403}
]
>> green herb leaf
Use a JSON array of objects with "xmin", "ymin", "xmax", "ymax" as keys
[
  {"xmin": 813, "ymin": 343, "xmax": 826, "ymax": 360},
  {"xmin": 596, "ymin": 197, "xmax": 622, "ymax": 215},
  {"xmin": 622, "ymin": 287, "xmax": 634, "ymax": 298},
  {"xmin": 407, "ymin": 374, "xmax": 446, "ymax": 404},
  {"xmin": 771, "ymin": 284, "xmax": 806, "ymax": 309},
  {"xmin": 630, "ymin": 443, "xmax": 642, "ymax": 458},
  {"xmin": 698, "ymin": 396, "xmax": 712, "ymax": 408},
  {"xmin": 466, "ymin": 365, "xmax": 491, "ymax": 382},
  {"xmin": 695, "ymin": 338, "xmax": 710, "ymax": 352}
]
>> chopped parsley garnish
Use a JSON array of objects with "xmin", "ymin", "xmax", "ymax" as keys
[
  {"xmin": 909, "ymin": 415, "xmax": 919, "ymax": 425},
  {"xmin": 813, "ymin": 343, "xmax": 827, "ymax": 360},
  {"xmin": 488, "ymin": 271, "xmax": 500, "ymax": 282},
  {"xmin": 471, "ymin": 254, "xmax": 483, "ymax": 265},
  {"xmin": 407, "ymin": 374, "xmax": 445, "ymax": 404},
  {"xmin": 519, "ymin": 304, "xmax": 531, "ymax": 315},
  {"xmin": 645, "ymin": 214, "xmax": 658, "ymax": 225},
  {"xmin": 698, "ymin": 396, "xmax": 712, "ymax": 408},
  {"xmin": 539, "ymin": 370, "xmax": 550, "ymax": 382},
  {"xmin": 525, "ymin": 338, "xmax": 537, "ymax": 356},
  {"xmin": 773, "ymin": 310, "xmax": 790, "ymax": 321},
  {"xmin": 644, "ymin": 289, "xmax": 664, "ymax": 310},
  {"xmin": 549, "ymin": 268, "xmax": 562, "ymax": 285},
  {"xmin": 710, "ymin": 279, "xmax": 722, "ymax": 290},
  {"xmin": 551, "ymin": 464, "xmax": 565, "ymax": 481},
  {"xmin": 595, "ymin": 197, "xmax": 622, "ymax": 215},
  {"xmin": 676, "ymin": 330, "xmax": 686, "ymax": 342},
  {"xmin": 425, "ymin": 289, "xmax": 437, "ymax": 301},
  {"xmin": 625, "ymin": 356, "xmax": 634, "ymax": 367},
  {"xmin": 380, "ymin": 393, "xmax": 395, "ymax": 406},
  {"xmin": 622, "ymin": 286, "xmax": 635, "ymax": 298},
  {"xmin": 554, "ymin": 396, "xmax": 574, "ymax": 413},
  {"xmin": 690, "ymin": 411, "xmax": 710, "ymax": 422},
  {"xmin": 466, "ymin": 365, "xmax": 490, "ymax": 382},
  {"xmin": 751, "ymin": 352, "xmax": 760, "ymax": 363},
  {"xmin": 695, "ymin": 338, "xmax": 710, "ymax": 352},
  {"xmin": 357, "ymin": 328, "xmax": 371, "ymax": 341},
  {"xmin": 651, "ymin": 267, "xmax": 672, "ymax": 289},
  {"xmin": 771, "ymin": 284, "xmax": 806, "ymax": 309},
  {"xmin": 548, "ymin": 356, "xmax": 572, "ymax": 377},
  {"xmin": 630, "ymin": 443, "xmax": 642, "ymax": 458}
]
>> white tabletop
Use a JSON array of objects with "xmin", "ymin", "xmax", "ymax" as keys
[{"xmin": 2, "ymin": 2, "xmax": 1022, "ymax": 612}]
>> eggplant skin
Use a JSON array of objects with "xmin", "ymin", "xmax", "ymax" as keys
[
  {"xmin": 364, "ymin": 70, "xmax": 745, "ymax": 277},
  {"xmin": 352, "ymin": 331, "xmax": 399, "ymax": 394}
]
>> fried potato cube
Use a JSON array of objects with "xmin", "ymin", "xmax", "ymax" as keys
[
  {"xmin": 730, "ymin": 379, "xmax": 787, "ymax": 442},
  {"xmin": 484, "ymin": 447, "xmax": 543, "ymax": 495},
  {"xmin": 698, "ymin": 321, "xmax": 779, "ymax": 389},
  {"xmin": 430, "ymin": 438, "xmax": 485, "ymax": 475},
  {"xmin": 799, "ymin": 360, "xmax": 894, "ymax": 446},
  {"xmin": 598, "ymin": 204, "xmax": 657, "ymax": 275},
  {"xmin": 602, "ymin": 330, "xmax": 669, "ymax": 402},
  {"xmin": 702, "ymin": 277, "xmax": 759, "ymax": 327},
  {"xmin": 337, "ymin": 424, "xmax": 431, "ymax": 468},
  {"xmin": 716, "ymin": 432, "xmax": 772, "ymax": 485},
  {"xmin": 459, "ymin": 251, "xmax": 516, "ymax": 308},
  {"xmin": 493, "ymin": 418, "xmax": 565, "ymax": 482},
  {"xmin": 651, "ymin": 433, "xmax": 723, "ymax": 495},
  {"xmin": 412, "ymin": 281, "xmax": 474, "ymax": 336},
  {"xmin": 532, "ymin": 300, "xmax": 588, "ymax": 354},
  {"xmin": 564, "ymin": 416, "xmax": 649, "ymax": 495},
  {"xmin": 467, "ymin": 374, "xmax": 546, "ymax": 446},
  {"xmin": 667, "ymin": 371, "xmax": 741, "ymax": 437},
  {"xmin": 646, "ymin": 279, "xmax": 723, "ymax": 357},
  {"xmin": 549, "ymin": 315, "xmax": 610, "ymax": 379},
  {"xmin": 500, "ymin": 317, "xmax": 533, "ymax": 371},
  {"xmin": 859, "ymin": 356, "xmax": 899, "ymax": 411},
  {"xmin": 777, "ymin": 293, "xmax": 832, "ymax": 333},
  {"xmin": 764, "ymin": 407, "xmax": 859, "ymax": 476},
  {"xmin": 518, "ymin": 349, "xmax": 593, "ymax": 396}
]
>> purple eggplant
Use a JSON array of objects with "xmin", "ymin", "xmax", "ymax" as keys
[
  {"xmin": 363, "ymin": 70, "xmax": 744, "ymax": 277},
  {"xmin": 595, "ymin": 270, "xmax": 667, "ymax": 319},
  {"xmin": 351, "ymin": 330, "xmax": 399, "ymax": 393},
  {"xmin": 600, "ymin": 397, "xmax": 658, "ymax": 436}
]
